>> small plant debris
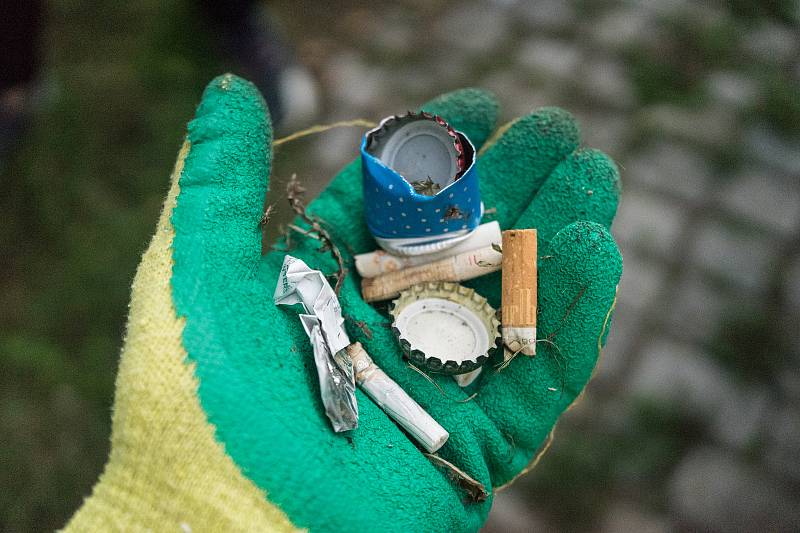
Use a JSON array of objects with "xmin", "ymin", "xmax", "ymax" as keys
[
  {"xmin": 285, "ymin": 174, "xmax": 347, "ymax": 295},
  {"xmin": 424, "ymin": 453, "xmax": 489, "ymax": 503},
  {"xmin": 259, "ymin": 203, "xmax": 276, "ymax": 227},
  {"xmin": 411, "ymin": 176, "xmax": 441, "ymax": 196},
  {"xmin": 443, "ymin": 205, "xmax": 463, "ymax": 221}
]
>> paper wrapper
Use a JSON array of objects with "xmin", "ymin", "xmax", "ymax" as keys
[
  {"xmin": 354, "ymin": 221, "xmax": 502, "ymax": 278},
  {"xmin": 362, "ymin": 245, "xmax": 502, "ymax": 302},
  {"xmin": 275, "ymin": 256, "xmax": 358, "ymax": 432},
  {"xmin": 501, "ymin": 229, "xmax": 537, "ymax": 358},
  {"xmin": 275, "ymin": 256, "xmax": 447, "ymax": 448},
  {"xmin": 347, "ymin": 342, "xmax": 449, "ymax": 453}
]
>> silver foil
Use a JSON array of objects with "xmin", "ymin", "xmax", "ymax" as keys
[{"xmin": 275, "ymin": 255, "xmax": 358, "ymax": 432}]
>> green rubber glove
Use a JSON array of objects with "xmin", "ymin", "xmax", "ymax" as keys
[{"xmin": 66, "ymin": 74, "xmax": 621, "ymax": 532}]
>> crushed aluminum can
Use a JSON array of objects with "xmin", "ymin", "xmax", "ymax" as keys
[
  {"xmin": 361, "ymin": 112, "xmax": 482, "ymax": 257},
  {"xmin": 390, "ymin": 282, "xmax": 499, "ymax": 377}
]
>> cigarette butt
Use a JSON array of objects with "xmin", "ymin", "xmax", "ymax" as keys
[
  {"xmin": 361, "ymin": 245, "xmax": 502, "ymax": 302},
  {"xmin": 346, "ymin": 342, "xmax": 449, "ymax": 453},
  {"xmin": 354, "ymin": 221, "xmax": 502, "ymax": 278},
  {"xmin": 501, "ymin": 229, "xmax": 537, "ymax": 358}
]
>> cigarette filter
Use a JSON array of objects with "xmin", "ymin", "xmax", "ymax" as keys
[
  {"xmin": 346, "ymin": 342, "xmax": 449, "ymax": 453},
  {"xmin": 501, "ymin": 229, "xmax": 537, "ymax": 358},
  {"xmin": 390, "ymin": 282, "xmax": 499, "ymax": 376},
  {"xmin": 361, "ymin": 245, "xmax": 501, "ymax": 303},
  {"xmin": 354, "ymin": 221, "xmax": 502, "ymax": 279}
]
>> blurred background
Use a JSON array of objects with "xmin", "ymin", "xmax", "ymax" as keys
[{"xmin": 2, "ymin": 0, "xmax": 799, "ymax": 531}]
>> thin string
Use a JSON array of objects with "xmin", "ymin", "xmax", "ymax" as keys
[
  {"xmin": 496, "ymin": 428, "xmax": 556, "ymax": 492},
  {"xmin": 597, "ymin": 293, "xmax": 617, "ymax": 355},
  {"xmin": 411, "ymin": 286, "xmax": 588, "ymax": 402},
  {"xmin": 499, "ymin": 291, "xmax": 621, "ymax": 490},
  {"xmin": 272, "ymin": 119, "xmax": 377, "ymax": 147},
  {"xmin": 406, "ymin": 362, "xmax": 478, "ymax": 403}
]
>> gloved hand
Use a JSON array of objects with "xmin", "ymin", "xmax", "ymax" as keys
[{"xmin": 66, "ymin": 74, "xmax": 621, "ymax": 532}]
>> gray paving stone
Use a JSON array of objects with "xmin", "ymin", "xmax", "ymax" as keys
[
  {"xmin": 574, "ymin": 110, "xmax": 631, "ymax": 156},
  {"xmin": 669, "ymin": 447, "xmax": 800, "ymax": 532},
  {"xmin": 578, "ymin": 58, "xmax": 637, "ymax": 109},
  {"xmin": 516, "ymin": 38, "xmax": 582, "ymax": 81},
  {"xmin": 325, "ymin": 52, "xmax": 389, "ymax": 113},
  {"xmin": 483, "ymin": 491, "xmax": 554, "ymax": 533},
  {"xmin": 368, "ymin": 15, "xmax": 415, "ymax": 55},
  {"xmin": 435, "ymin": 2, "xmax": 510, "ymax": 54},
  {"xmin": 705, "ymin": 71, "xmax": 760, "ymax": 110},
  {"xmin": 277, "ymin": 65, "xmax": 322, "ymax": 132},
  {"xmin": 628, "ymin": 339, "xmax": 736, "ymax": 421},
  {"xmin": 765, "ymin": 405, "xmax": 800, "ymax": 484},
  {"xmin": 480, "ymin": 71, "xmax": 554, "ymax": 119},
  {"xmin": 744, "ymin": 126, "xmax": 800, "ymax": 175},
  {"xmin": 594, "ymin": 300, "xmax": 640, "ymax": 387},
  {"xmin": 665, "ymin": 271, "xmax": 731, "ymax": 341},
  {"xmin": 385, "ymin": 64, "xmax": 441, "ymax": 100},
  {"xmin": 612, "ymin": 187, "xmax": 688, "ymax": 256},
  {"xmin": 718, "ymin": 168, "xmax": 800, "ymax": 235},
  {"xmin": 590, "ymin": 8, "xmax": 656, "ymax": 50},
  {"xmin": 782, "ymin": 252, "xmax": 800, "ymax": 359},
  {"xmin": 690, "ymin": 218, "xmax": 779, "ymax": 293},
  {"xmin": 429, "ymin": 53, "xmax": 474, "ymax": 89},
  {"xmin": 513, "ymin": 0, "xmax": 576, "ymax": 31},
  {"xmin": 636, "ymin": 0, "xmax": 692, "ymax": 16},
  {"xmin": 616, "ymin": 248, "xmax": 668, "ymax": 311},
  {"xmin": 312, "ymin": 124, "xmax": 364, "ymax": 176},
  {"xmin": 743, "ymin": 22, "xmax": 800, "ymax": 64},
  {"xmin": 595, "ymin": 396, "xmax": 636, "ymax": 435},
  {"xmin": 623, "ymin": 141, "xmax": 714, "ymax": 202},
  {"xmin": 710, "ymin": 385, "xmax": 770, "ymax": 450},
  {"xmin": 778, "ymin": 368, "xmax": 800, "ymax": 404},
  {"xmin": 600, "ymin": 501, "xmax": 671, "ymax": 533},
  {"xmin": 639, "ymin": 104, "xmax": 738, "ymax": 148}
]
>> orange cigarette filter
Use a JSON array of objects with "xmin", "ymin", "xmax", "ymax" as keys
[{"xmin": 501, "ymin": 229, "xmax": 537, "ymax": 359}]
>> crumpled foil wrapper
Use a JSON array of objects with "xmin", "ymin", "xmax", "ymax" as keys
[{"xmin": 275, "ymin": 255, "xmax": 358, "ymax": 432}]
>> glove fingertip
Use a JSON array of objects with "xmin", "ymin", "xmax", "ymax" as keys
[
  {"xmin": 195, "ymin": 74, "xmax": 271, "ymax": 128},
  {"xmin": 548, "ymin": 221, "xmax": 622, "ymax": 293},
  {"xmin": 421, "ymin": 88, "xmax": 499, "ymax": 148},
  {"xmin": 482, "ymin": 107, "xmax": 580, "ymax": 161}
]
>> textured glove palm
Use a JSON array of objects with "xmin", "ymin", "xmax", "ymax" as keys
[{"xmin": 66, "ymin": 74, "xmax": 622, "ymax": 533}]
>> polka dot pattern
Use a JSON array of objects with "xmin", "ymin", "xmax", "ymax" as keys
[{"xmin": 361, "ymin": 137, "xmax": 482, "ymax": 240}]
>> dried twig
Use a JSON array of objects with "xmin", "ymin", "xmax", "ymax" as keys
[
  {"xmin": 344, "ymin": 313, "xmax": 373, "ymax": 340},
  {"xmin": 406, "ymin": 362, "xmax": 478, "ymax": 404},
  {"xmin": 259, "ymin": 203, "xmax": 275, "ymax": 227},
  {"xmin": 547, "ymin": 286, "xmax": 587, "ymax": 343},
  {"xmin": 424, "ymin": 453, "xmax": 489, "ymax": 503},
  {"xmin": 286, "ymin": 174, "xmax": 347, "ymax": 295}
]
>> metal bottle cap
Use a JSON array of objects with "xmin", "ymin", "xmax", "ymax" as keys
[
  {"xmin": 361, "ymin": 113, "xmax": 482, "ymax": 257},
  {"xmin": 390, "ymin": 282, "xmax": 499, "ymax": 375},
  {"xmin": 366, "ymin": 112, "xmax": 464, "ymax": 193}
]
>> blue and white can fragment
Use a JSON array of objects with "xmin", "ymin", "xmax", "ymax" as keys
[{"xmin": 361, "ymin": 112, "xmax": 482, "ymax": 256}]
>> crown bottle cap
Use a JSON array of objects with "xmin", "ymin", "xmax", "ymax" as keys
[
  {"xmin": 361, "ymin": 113, "xmax": 482, "ymax": 256},
  {"xmin": 390, "ymin": 282, "xmax": 499, "ymax": 375},
  {"xmin": 365, "ymin": 111, "xmax": 465, "ymax": 193}
]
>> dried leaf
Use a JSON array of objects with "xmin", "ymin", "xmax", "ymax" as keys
[{"xmin": 411, "ymin": 176, "xmax": 441, "ymax": 196}]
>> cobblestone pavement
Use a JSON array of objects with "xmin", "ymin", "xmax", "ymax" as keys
[{"xmin": 271, "ymin": 1, "xmax": 800, "ymax": 530}]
